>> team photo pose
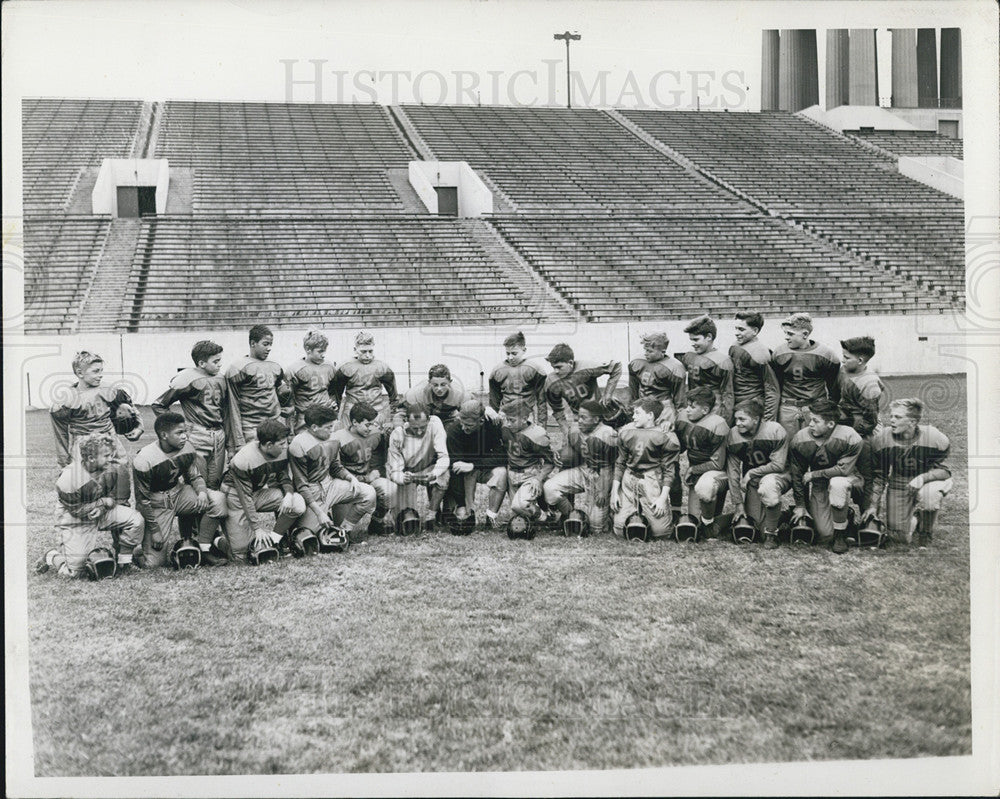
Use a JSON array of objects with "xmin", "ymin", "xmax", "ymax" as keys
[
  {"xmin": 328, "ymin": 401, "xmax": 392, "ymax": 536},
  {"xmin": 681, "ymin": 315, "xmax": 735, "ymax": 423},
  {"xmin": 837, "ymin": 335, "xmax": 886, "ymax": 510},
  {"xmin": 674, "ymin": 387, "xmax": 731, "ymax": 539},
  {"xmin": 287, "ymin": 405, "xmax": 341, "ymax": 540},
  {"xmin": 729, "ymin": 312, "xmax": 780, "ymax": 422},
  {"xmin": 152, "ymin": 340, "xmax": 230, "ymax": 489},
  {"xmin": 627, "ymin": 331, "xmax": 686, "ymax": 428},
  {"xmin": 772, "ymin": 312, "xmax": 841, "ymax": 439},
  {"xmin": 386, "ymin": 402, "xmax": 450, "ymax": 531},
  {"xmin": 332, "ymin": 330, "xmax": 398, "ymax": 428},
  {"xmin": 444, "ymin": 400, "xmax": 508, "ymax": 528},
  {"xmin": 400, "ymin": 364, "xmax": 466, "ymax": 424},
  {"xmin": 488, "ymin": 331, "xmax": 548, "ymax": 429},
  {"xmin": 544, "ymin": 343, "xmax": 622, "ymax": 433},
  {"xmin": 285, "ymin": 330, "xmax": 339, "ymax": 434},
  {"xmin": 501, "ymin": 399, "xmax": 556, "ymax": 524},
  {"xmin": 226, "ymin": 325, "xmax": 293, "ymax": 450}
]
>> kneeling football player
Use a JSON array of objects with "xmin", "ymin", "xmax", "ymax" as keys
[
  {"xmin": 328, "ymin": 402, "xmax": 389, "ymax": 540},
  {"xmin": 38, "ymin": 433, "xmax": 145, "ymax": 578},
  {"xmin": 288, "ymin": 404, "xmax": 341, "ymax": 543},
  {"xmin": 675, "ymin": 387, "xmax": 731, "ymax": 538},
  {"xmin": 611, "ymin": 399, "xmax": 680, "ymax": 540},
  {"xmin": 443, "ymin": 400, "xmax": 508, "ymax": 529},
  {"xmin": 222, "ymin": 419, "xmax": 307, "ymax": 560},
  {"xmin": 501, "ymin": 400, "xmax": 556, "ymax": 525},
  {"xmin": 386, "ymin": 403, "xmax": 450, "ymax": 531}
]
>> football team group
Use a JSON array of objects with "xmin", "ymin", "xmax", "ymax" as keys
[{"xmin": 37, "ymin": 310, "xmax": 952, "ymax": 579}]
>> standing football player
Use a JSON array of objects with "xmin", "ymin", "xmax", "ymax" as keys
[
  {"xmin": 544, "ymin": 343, "xmax": 622, "ymax": 434},
  {"xmin": 837, "ymin": 336, "xmax": 885, "ymax": 510},
  {"xmin": 133, "ymin": 413, "xmax": 229, "ymax": 568},
  {"xmin": 726, "ymin": 398, "xmax": 790, "ymax": 549},
  {"xmin": 444, "ymin": 400, "xmax": 508, "ymax": 528},
  {"xmin": 543, "ymin": 400, "xmax": 617, "ymax": 534},
  {"xmin": 386, "ymin": 403, "xmax": 450, "ymax": 531},
  {"xmin": 37, "ymin": 433, "xmax": 145, "ymax": 578},
  {"xmin": 332, "ymin": 330, "xmax": 398, "ymax": 429},
  {"xmin": 864, "ymin": 398, "xmax": 951, "ymax": 549},
  {"xmin": 50, "ymin": 351, "xmax": 144, "ymax": 503},
  {"xmin": 152, "ymin": 340, "xmax": 230, "ymax": 489},
  {"xmin": 674, "ymin": 387, "xmax": 731, "ymax": 538},
  {"xmin": 771, "ymin": 312, "xmax": 841, "ymax": 440},
  {"xmin": 488, "ymin": 331, "xmax": 548, "ymax": 429},
  {"xmin": 285, "ymin": 330, "xmax": 338, "ymax": 434},
  {"xmin": 680, "ymin": 315, "xmax": 735, "ymax": 424},
  {"xmin": 226, "ymin": 325, "xmax": 293, "ymax": 452},
  {"xmin": 627, "ymin": 331, "xmax": 686, "ymax": 428},
  {"xmin": 610, "ymin": 399, "xmax": 680, "ymax": 541},
  {"xmin": 730, "ymin": 312, "xmax": 779, "ymax": 422},
  {"xmin": 788, "ymin": 399, "xmax": 863, "ymax": 553},
  {"xmin": 400, "ymin": 364, "xmax": 466, "ymax": 424},
  {"xmin": 501, "ymin": 400, "xmax": 556, "ymax": 524}
]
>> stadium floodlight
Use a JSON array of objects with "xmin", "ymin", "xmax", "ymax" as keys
[{"xmin": 553, "ymin": 31, "xmax": 582, "ymax": 109}]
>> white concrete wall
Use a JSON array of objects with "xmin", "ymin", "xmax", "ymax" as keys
[
  {"xmin": 458, "ymin": 162, "xmax": 493, "ymax": 216},
  {"xmin": 899, "ymin": 156, "xmax": 964, "ymax": 198},
  {"xmin": 409, "ymin": 161, "xmax": 492, "ymax": 217},
  {"xmin": 91, "ymin": 158, "xmax": 170, "ymax": 215},
  {"xmin": 11, "ymin": 313, "xmax": 970, "ymax": 410},
  {"xmin": 408, "ymin": 161, "xmax": 438, "ymax": 213}
]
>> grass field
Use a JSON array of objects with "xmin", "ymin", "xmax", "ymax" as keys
[{"xmin": 22, "ymin": 375, "xmax": 971, "ymax": 776}]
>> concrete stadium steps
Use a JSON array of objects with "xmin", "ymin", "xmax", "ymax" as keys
[
  {"xmin": 22, "ymin": 216, "xmax": 111, "ymax": 334},
  {"xmin": 120, "ymin": 215, "xmax": 576, "ymax": 331},
  {"xmin": 77, "ymin": 218, "xmax": 144, "ymax": 332},
  {"xmin": 22, "ymin": 99, "xmax": 144, "ymax": 214},
  {"xmin": 844, "ymin": 130, "xmax": 964, "ymax": 160},
  {"xmin": 490, "ymin": 214, "xmax": 953, "ymax": 322},
  {"xmin": 401, "ymin": 104, "xmax": 747, "ymax": 213}
]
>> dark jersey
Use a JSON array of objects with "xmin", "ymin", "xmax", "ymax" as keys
[
  {"xmin": 56, "ymin": 461, "xmax": 120, "ymax": 519},
  {"xmin": 837, "ymin": 370, "xmax": 885, "ymax": 438},
  {"xmin": 288, "ymin": 430, "xmax": 331, "ymax": 504},
  {"xmin": 870, "ymin": 424, "xmax": 951, "ymax": 493},
  {"xmin": 152, "ymin": 368, "xmax": 228, "ymax": 430},
  {"xmin": 328, "ymin": 427, "xmax": 384, "ymax": 480},
  {"xmin": 444, "ymin": 417, "xmax": 508, "ymax": 471},
  {"xmin": 403, "ymin": 380, "xmax": 466, "ymax": 423},
  {"xmin": 285, "ymin": 359, "xmax": 338, "ymax": 415},
  {"xmin": 488, "ymin": 358, "xmax": 548, "ymax": 425},
  {"xmin": 613, "ymin": 425, "xmax": 680, "ymax": 484},
  {"xmin": 133, "ymin": 441, "xmax": 207, "ymax": 503},
  {"xmin": 675, "ymin": 410, "xmax": 730, "ymax": 476},
  {"xmin": 725, "ymin": 420, "xmax": 788, "ymax": 498},
  {"xmin": 628, "ymin": 356, "xmax": 686, "ymax": 407},
  {"xmin": 222, "ymin": 441, "xmax": 294, "ymax": 498},
  {"xmin": 544, "ymin": 359, "xmax": 622, "ymax": 424},
  {"xmin": 560, "ymin": 423, "xmax": 618, "ymax": 472},
  {"xmin": 50, "ymin": 383, "xmax": 134, "ymax": 467},
  {"xmin": 681, "ymin": 349, "xmax": 735, "ymax": 420},
  {"xmin": 788, "ymin": 425, "xmax": 863, "ymax": 506},
  {"xmin": 331, "ymin": 358, "xmax": 397, "ymax": 415},
  {"xmin": 729, "ymin": 338, "xmax": 780, "ymax": 421},
  {"xmin": 771, "ymin": 341, "xmax": 841, "ymax": 406},
  {"xmin": 226, "ymin": 356, "xmax": 291, "ymax": 436},
  {"xmin": 503, "ymin": 424, "xmax": 555, "ymax": 473}
]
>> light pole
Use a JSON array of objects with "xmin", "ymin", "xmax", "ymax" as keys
[{"xmin": 553, "ymin": 31, "xmax": 582, "ymax": 109}]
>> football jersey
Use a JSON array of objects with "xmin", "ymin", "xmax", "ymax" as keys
[
  {"xmin": 560, "ymin": 423, "xmax": 618, "ymax": 472},
  {"xmin": 681, "ymin": 349, "xmax": 735, "ymax": 420},
  {"xmin": 544, "ymin": 359, "xmax": 622, "ymax": 423},
  {"xmin": 285, "ymin": 359, "xmax": 338, "ymax": 415},
  {"xmin": 332, "ymin": 358, "xmax": 397, "ymax": 414},
  {"xmin": 725, "ymin": 420, "xmax": 788, "ymax": 489},
  {"xmin": 870, "ymin": 424, "xmax": 950, "ymax": 491},
  {"xmin": 226, "ymin": 356, "xmax": 290, "ymax": 432},
  {"xmin": 133, "ymin": 441, "xmax": 207, "ymax": 503},
  {"xmin": 387, "ymin": 416, "xmax": 449, "ymax": 480},
  {"xmin": 444, "ymin": 417, "xmax": 507, "ymax": 471},
  {"xmin": 329, "ymin": 427, "xmax": 384, "ymax": 479},
  {"xmin": 771, "ymin": 341, "xmax": 841, "ymax": 406},
  {"xmin": 628, "ymin": 356, "xmax": 686, "ymax": 407},
  {"xmin": 788, "ymin": 425, "xmax": 863, "ymax": 506},
  {"xmin": 729, "ymin": 338, "xmax": 780, "ymax": 420},
  {"xmin": 56, "ymin": 461, "xmax": 120, "ymax": 518},
  {"xmin": 50, "ymin": 383, "xmax": 134, "ymax": 467},
  {"xmin": 404, "ymin": 380, "xmax": 466, "ymax": 422},
  {"xmin": 613, "ymin": 425, "xmax": 680, "ymax": 483},
  {"xmin": 488, "ymin": 358, "xmax": 548, "ymax": 424},
  {"xmin": 675, "ymin": 411, "xmax": 730, "ymax": 474},
  {"xmin": 152, "ymin": 368, "xmax": 228, "ymax": 430},
  {"xmin": 838, "ymin": 370, "xmax": 885, "ymax": 437},
  {"xmin": 502, "ymin": 423, "xmax": 555, "ymax": 473},
  {"xmin": 288, "ymin": 430, "xmax": 331, "ymax": 504},
  {"xmin": 222, "ymin": 441, "xmax": 294, "ymax": 497}
]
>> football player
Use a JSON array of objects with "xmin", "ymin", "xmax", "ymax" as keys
[
  {"xmin": 133, "ymin": 412, "xmax": 229, "ymax": 568},
  {"xmin": 37, "ymin": 433, "xmax": 145, "ymax": 577},
  {"xmin": 544, "ymin": 343, "xmax": 622, "ymax": 434},
  {"xmin": 610, "ymin": 399, "xmax": 680, "ymax": 540},
  {"xmin": 772, "ymin": 312, "xmax": 841, "ymax": 440},
  {"xmin": 328, "ymin": 401, "xmax": 391, "ymax": 534},
  {"xmin": 287, "ymin": 405, "xmax": 340, "ymax": 539},
  {"xmin": 386, "ymin": 402, "xmax": 450, "ymax": 530},
  {"xmin": 501, "ymin": 399, "xmax": 556, "ymax": 523},
  {"xmin": 488, "ymin": 331, "xmax": 548, "ymax": 428},
  {"xmin": 725, "ymin": 398, "xmax": 790, "ymax": 549},
  {"xmin": 399, "ymin": 364, "xmax": 466, "ymax": 424},
  {"xmin": 332, "ymin": 330, "xmax": 398, "ymax": 429},
  {"xmin": 152, "ymin": 340, "xmax": 230, "ymax": 489},
  {"xmin": 627, "ymin": 331, "xmax": 686, "ymax": 428},
  {"xmin": 788, "ymin": 399, "xmax": 863, "ymax": 553},
  {"xmin": 543, "ymin": 400, "xmax": 617, "ymax": 534},
  {"xmin": 681, "ymin": 315, "xmax": 735, "ymax": 423},
  {"xmin": 285, "ymin": 330, "xmax": 338, "ymax": 434},
  {"xmin": 674, "ymin": 387, "xmax": 731, "ymax": 538},
  {"xmin": 50, "ymin": 350, "xmax": 143, "ymax": 503},
  {"xmin": 225, "ymin": 325, "xmax": 293, "ymax": 452},
  {"xmin": 864, "ymin": 398, "xmax": 952, "ymax": 549},
  {"xmin": 444, "ymin": 400, "xmax": 508, "ymax": 528},
  {"xmin": 221, "ymin": 418, "xmax": 306, "ymax": 560},
  {"xmin": 730, "ymin": 312, "xmax": 780, "ymax": 422},
  {"xmin": 837, "ymin": 336, "xmax": 885, "ymax": 510}
]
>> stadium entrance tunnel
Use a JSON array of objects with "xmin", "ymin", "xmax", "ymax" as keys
[
  {"xmin": 92, "ymin": 158, "xmax": 169, "ymax": 217},
  {"xmin": 409, "ymin": 161, "xmax": 493, "ymax": 217}
]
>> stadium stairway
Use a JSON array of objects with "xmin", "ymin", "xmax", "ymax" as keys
[{"xmin": 76, "ymin": 218, "xmax": 144, "ymax": 332}]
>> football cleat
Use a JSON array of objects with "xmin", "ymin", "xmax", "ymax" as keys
[
  {"xmin": 449, "ymin": 507, "xmax": 476, "ymax": 536},
  {"xmin": 674, "ymin": 513, "xmax": 699, "ymax": 543},
  {"xmin": 790, "ymin": 514, "xmax": 815, "ymax": 546},
  {"xmin": 563, "ymin": 508, "xmax": 590, "ymax": 538},
  {"xmin": 623, "ymin": 512, "xmax": 651, "ymax": 542},
  {"xmin": 506, "ymin": 515, "xmax": 535, "ymax": 540},
  {"xmin": 858, "ymin": 516, "xmax": 887, "ymax": 549},
  {"xmin": 396, "ymin": 507, "xmax": 421, "ymax": 537},
  {"xmin": 289, "ymin": 528, "xmax": 319, "ymax": 557},
  {"xmin": 169, "ymin": 537, "xmax": 202, "ymax": 570},
  {"xmin": 731, "ymin": 514, "xmax": 757, "ymax": 544},
  {"xmin": 317, "ymin": 524, "xmax": 351, "ymax": 553},
  {"xmin": 35, "ymin": 548, "xmax": 59, "ymax": 575},
  {"xmin": 85, "ymin": 547, "xmax": 118, "ymax": 581}
]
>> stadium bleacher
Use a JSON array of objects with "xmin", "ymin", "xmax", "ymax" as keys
[{"xmin": 844, "ymin": 129, "xmax": 964, "ymax": 160}]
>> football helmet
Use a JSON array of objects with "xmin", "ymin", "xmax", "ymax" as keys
[
  {"xmin": 169, "ymin": 537, "xmax": 202, "ymax": 570},
  {"xmin": 449, "ymin": 506, "xmax": 476, "ymax": 536},
  {"xmin": 85, "ymin": 547, "xmax": 117, "ymax": 581},
  {"xmin": 563, "ymin": 508, "xmax": 590, "ymax": 537},
  {"xmin": 247, "ymin": 537, "xmax": 280, "ymax": 565},
  {"xmin": 289, "ymin": 527, "xmax": 319, "ymax": 557},
  {"xmin": 790, "ymin": 513, "xmax": 816, "ymax": 545},
  {"xmin": 857, "ymin": 516, "xmax": 888, "ymax": 549},
  {"xmin": 623, "ymin": 512, "xmax": 651, "ymax": 542},
  {"xmin": 506, "ymin": 515, "xmax": 535, "ymax": 540},
  {"xmin": 396, "ymin": 507, "xmax": 421, "ymax": 537},
  {"xmin": 731, "ymin": 513, "xmax": 757, "ymax": 544},
  {"xmin": 317, "ymin": 524, "xmax": 351, "ymax": 553},
  {"xmin": 675, "ymin": 513, "xmax": 699, "ymax": 543},
  {"xmin": 600, "ymin": 396, "xmax": 631, "ymax": 429}
]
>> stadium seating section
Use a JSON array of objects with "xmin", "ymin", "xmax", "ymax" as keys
[
  {"xmin": 21, "ymin": 100, "xmax": 964, "ymax": 333},
  {"xmin": 844, "ymin": 129, "xmax": 964, "ymax": 160}
]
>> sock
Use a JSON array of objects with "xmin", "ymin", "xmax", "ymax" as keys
[
  {"xmin": 117, "ymin": 552, "xmax": 133, "ymax": 565},
  {"xmin": 700, "ymin": 516, "xmax": 714, "ymax": 526}
]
